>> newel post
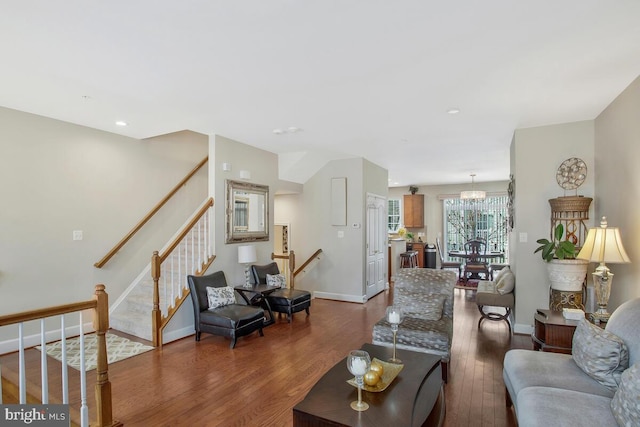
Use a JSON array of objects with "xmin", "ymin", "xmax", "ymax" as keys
[
  {"xmin": 151, "ymin": 251, "xmax": 162, "ymax": 347},
  {"xmin": 93, "ymin": 285, "xmax": 121, "ymax": 427},
  {"xmin": 289, "ymin": 251, "xmax": 296, "ymax": 290}
]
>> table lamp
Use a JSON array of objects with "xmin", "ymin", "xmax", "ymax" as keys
[
  {"xmin": 576, "ymin": 216, "xmax": 630, "ymax": 322},
  {"xmin": 238, "ymin": 245, "xmax": 257, "ymax": 288}
]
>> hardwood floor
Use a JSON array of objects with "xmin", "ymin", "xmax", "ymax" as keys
[{"xmin": 2, "ymin": 286, "xmax": 532, "ymax": 426}]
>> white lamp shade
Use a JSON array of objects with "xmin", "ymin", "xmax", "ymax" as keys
[
  {"xmin": 577, "ymin": 221, "xmax": 630, "ymax": 264},
  {"xmin": 238, "ymin": 245, "xmax": 257, "ymax": 264},
  {"xmin": 460, "ymin": 190, "xmax": 486, "ymax": 200}
]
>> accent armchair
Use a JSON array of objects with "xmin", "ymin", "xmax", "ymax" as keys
[
  {"xmin": 188, "ymin": 271, "xmax": 265, "ymax": 349},
  {"xmin": 250, "ymin": 262, "xmax": 311, "ymax": 322}
]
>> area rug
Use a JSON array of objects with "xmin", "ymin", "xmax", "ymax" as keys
[
  {"xmin": 37, "ymin": 332, "xmax": 154, "ymax": 372},
  {"xmin": 454, "ymin": 279, "xmax": 479, "ymax": 290}
]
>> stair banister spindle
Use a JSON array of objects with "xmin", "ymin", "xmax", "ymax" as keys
[
  {"xmin": 79, "ymin": 311, "xmax": 88, "ymax": 427},
  {"xmin": 40, "ymin": 319, "xmax": 49, "ymax": 403},
  {"xmin": 19, "ymin": 322, "xmax": 26, "ymax": 404},
  {"xmin": 60, "ymin": 316, "xmax": 69, "ymax": 404},
  {"xmin": 197, "ymin": 220, "xmax": 202, "ymax": 271}
]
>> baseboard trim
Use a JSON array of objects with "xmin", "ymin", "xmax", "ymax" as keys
[
  {"xmin": 0, "ymin": 322, "xmax": 94, "ymax": 355},
  {"xmin": 514, "ymin": 323, "xmax": 533, "ymax": 335},
  {"xmin": 313, "ymin": 292, "xmax": 365, "ymax": 303},
  {"xmin": 162, "ymin": 326, "xmax": 194, "ymax": 344}
]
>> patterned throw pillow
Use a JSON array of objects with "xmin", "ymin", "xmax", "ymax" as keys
[
  {"xmin": 611, "ymin": 363, "xmax": 640, "ymax": 427},
  {"xmin": 573, "ymin": 318, "xmax": 629, "ymax": 390},
  {"xmin": 206, "ymin": 286, "xmax": 236, "ymax": 309},
  {"xmin": 266, "ymin": 273, "xmax": 287, "ymax": 288}
]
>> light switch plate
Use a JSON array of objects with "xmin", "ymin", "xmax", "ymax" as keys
[
  {"xmin": 73, "ymin": 230, "xmax": 83, "ymax": 241},
  {"xmin": 337, "ymin": 230, "xmax": 344, "ymax": 238},
  {"xmin": 519, "ymin": 232, "xmax": 527, "ymax": 243}
]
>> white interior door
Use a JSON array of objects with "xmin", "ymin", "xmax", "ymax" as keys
[{"xmin": 366, "ymin": 194, "xmax": 387, "ymax": 299}]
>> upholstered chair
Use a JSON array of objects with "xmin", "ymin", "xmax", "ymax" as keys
[
  {"xmin": 187, "ymin": 271, "xmax": 265, "ymax": 348},
  {"xmin": 436, "ymin": 237, "xmax": 462, "ymax": 276},
  {"xmin": 250, "ymin": 262, "xmax": 311, "ymax": 322}
]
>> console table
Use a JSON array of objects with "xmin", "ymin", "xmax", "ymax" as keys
[{"xmin": 293, "ymin": 343, "xmax": 444, "ymax": 427}]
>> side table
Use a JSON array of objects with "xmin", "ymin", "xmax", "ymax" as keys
[
  {"xmin": 531, "ymin": 309, "xmax": 581, "ymax": 354},
  {"xmin": 234, "ymin": 284, "xmax": 281, "ymax": 326}
]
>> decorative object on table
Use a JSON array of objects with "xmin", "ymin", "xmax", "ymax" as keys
[
  {"xmin": 346, "ymin": 350, "xmax": 371, "ymax": 411},
  {"xmin": 576, "ymin": 216, "xmax": 631, "ymax": 322},
  {"xmin": 386, "ymin": 305, "xmax": 403, "ymax": 364},
  {"xmin": 238, "ymin": 245, "xmax": 257, "ymax": 288},
  {"xmin": 535, "ymin": 223, "xmax": 588, "ymax": 311},
  {"xmin": 347, "ymin": 358, "xmax": 404, "ymax": 392},
  {"xmin": 556, "ymin": 157, "xmax": 587, "ymax": 194},
  {"xmin": 460, "ymin": 173, "xmax": 486, "ymax": 200}
]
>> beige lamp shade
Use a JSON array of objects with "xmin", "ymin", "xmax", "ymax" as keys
[
  {"xmin": 238, "ymin": 245, "xmax": 257, "ymax": 264},
  {"xmin": 577, "ymin": 217, "xmax": 630, "ymax": 264}
]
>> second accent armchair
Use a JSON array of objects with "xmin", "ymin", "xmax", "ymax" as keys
[{"xmin": 251, "ymin": 262, "xmax": 311, "ymax": 322}]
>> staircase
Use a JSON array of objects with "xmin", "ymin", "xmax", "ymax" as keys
[{"xmin": 110, "ymin": 199, "xmax": 214, "ymax": 344}]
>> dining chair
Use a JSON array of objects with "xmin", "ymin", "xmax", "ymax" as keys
[
  {"xmin": 436, "ymin": 237, "xmax": 462, "ymax": 277},
  {"xmin": 462, "ymin": 239, "xmax": 490, "ymax": 281}
]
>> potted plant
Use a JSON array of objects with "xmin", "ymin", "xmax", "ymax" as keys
[{"xmin": 534, "ymin": 224, "xmax": 588, "ymax": 292}]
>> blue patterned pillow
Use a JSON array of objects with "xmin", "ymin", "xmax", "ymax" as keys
[
  {"xmin": 611, "ymin": 363, "xmax": 640, "ymax": 427},
  {"xmin": 573, "ymin": 318, "xmax": 629, "ymax": 390},
  {"xmin": 206, "ymin": 286, "xmax": 236, "ymax": 309}
]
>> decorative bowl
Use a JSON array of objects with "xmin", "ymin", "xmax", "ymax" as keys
[{"xmin": 347, "ymin": 358, "xmax": 404, "ymax": 392}]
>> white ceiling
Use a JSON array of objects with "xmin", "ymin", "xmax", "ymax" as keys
[{"xmin": 2, "ymin": 1, "xmax": 639, "ymax": 187}]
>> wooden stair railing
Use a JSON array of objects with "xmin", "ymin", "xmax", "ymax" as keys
[
  {"xmin": 294, "ymin": 249, "xmax": 324, "ymax": 279},
  {"xmin": 272, "ymin": 251, "xmax": 296, "ymax": 289},
  {"xmin": 271, "ymin": 249, "xmax": 324, "ymax": 289},
  {"xmin": 151, "ymin": 198, "xmax": 215, "ymax": 347},
  {"xmin": 0, "ymin": 285, "xmax": 121, "ymax": 427},
  {"xmin": 94, "ymin": 156, "xmax": 208, "ymax": 268}
]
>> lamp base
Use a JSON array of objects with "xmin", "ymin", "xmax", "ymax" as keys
[{"xmin": 589, "ymin": 310, "xmax": 611, "ymax": 323}]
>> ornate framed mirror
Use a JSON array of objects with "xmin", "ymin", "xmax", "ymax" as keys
[{"xmin": 225, "ymin": 180, "xmax": 269, "ymax": 243}]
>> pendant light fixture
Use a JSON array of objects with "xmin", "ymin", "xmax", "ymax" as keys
[{"xmin": 460, "ymin": 173, "xmax": 486, "ymax": 200}]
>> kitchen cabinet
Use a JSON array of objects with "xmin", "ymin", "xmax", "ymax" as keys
[{"xmin": 403, "ymin": 194, "xmax": 424, "ymax": 228}]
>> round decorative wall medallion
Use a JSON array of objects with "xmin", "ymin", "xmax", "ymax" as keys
[{"xmin": 556, "ymin": 157, "xmax": 587, "ymax": 190}]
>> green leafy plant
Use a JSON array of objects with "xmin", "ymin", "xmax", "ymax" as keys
[
  {"xmin": 406, "ymin": 232, "xmax": 414, "ymax": 241},
  {"xmin": 534, "ymin": 224, "xmax": 577, "ymax": 262}
]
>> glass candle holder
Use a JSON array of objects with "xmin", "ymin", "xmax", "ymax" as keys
[
  {"xmin": 386, "ymin": 306, "xmax": 403, "ymax": 364},
  {"xmin": 347, "ymin": 350, "xmax": 371, "ymax": 411}
]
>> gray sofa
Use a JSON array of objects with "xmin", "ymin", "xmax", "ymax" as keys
[
  {"xmin": 503, "ymin": 297, "xmax": 640, "ymax": 427},
  {"xmin": 372, "ymin": 268, "xmax": 457, "ymax": 382}
]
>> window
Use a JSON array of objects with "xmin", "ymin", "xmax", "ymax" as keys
[
  {"xmin": 388, "ymin": 199, "xmax": 401, "ymax": 232},
  {"xmin": 443, "ymin": 195, "xmax": 509, "ymax": 260}
]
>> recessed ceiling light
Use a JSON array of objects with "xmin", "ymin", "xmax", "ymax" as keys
[
  {"xmin": 287, "ymin": 127, "xmax": 301, "ymax": 133},
  {"xmin": 447, "ymin": 108, "xmax": 460, "ymax": 115},
  {"xmin": 273, "ymin": 128, "xmax": 284, "ymax": 135},
  {"xmin": 115, "ymin": 121, "xmax": 128, "ymax": 126}
]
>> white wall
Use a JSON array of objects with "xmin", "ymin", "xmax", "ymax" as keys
[
  {"xmin": 593, "ymin": 75, "xmax": 640, "ymax": 309},
  {"xmin": 0, "ymin": 107, "xmax": 208, "ymax": 342},
  {"xmin": 278, "ymin": 157, "xmax": 387, "ymax": 302},
  {"xmin": 208, "ymin": 135, "xmax": 281, "ymax": 285},
  {"xmin": 511, "ymin": 121, "xmax": 595, "ymax": 332}
]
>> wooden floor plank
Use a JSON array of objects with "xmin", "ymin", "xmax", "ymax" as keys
[{"xmin": 2, "ymin": 283, "xmax": 531, "ymax": 426}]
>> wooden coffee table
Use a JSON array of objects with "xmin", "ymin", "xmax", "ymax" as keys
[{"xmin": 293, "ymin": 343, "xmax": 444, "ymax": 427}]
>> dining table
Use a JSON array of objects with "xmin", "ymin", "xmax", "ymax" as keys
[{"xmin": 448, "ymin": 250, "xmax": 505, "ymax": 261}]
